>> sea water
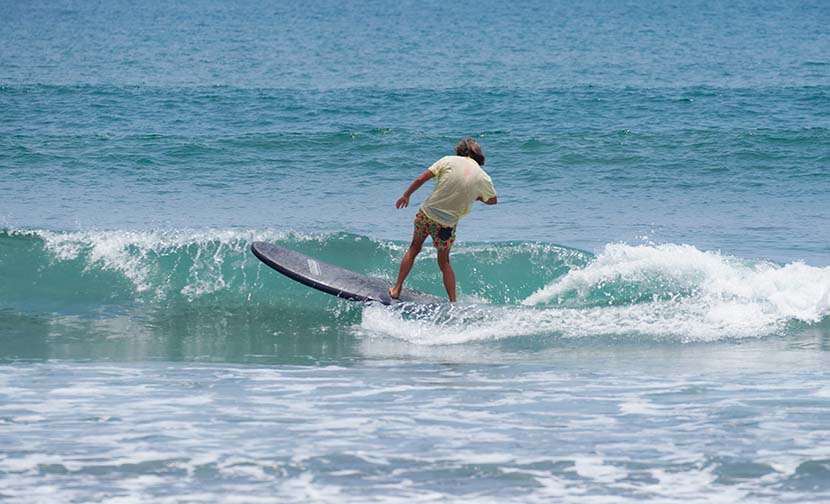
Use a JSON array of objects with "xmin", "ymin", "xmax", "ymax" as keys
[{"xmin": 2, "ymin": 0, "xmax": 830, "ymax": 502}]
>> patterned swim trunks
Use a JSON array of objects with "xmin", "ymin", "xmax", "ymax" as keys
[{"xmin": 414, "ymin": 209, "xmax": 456, "ymax": 250}]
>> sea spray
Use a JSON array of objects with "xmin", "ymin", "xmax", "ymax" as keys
[
  {"xmin": 525, "ymin": 243, "xmax": 830, "ymax": 323},
  {"xmin": 361, "ymin": 243, "xmax": 830, "ymax": 344}
]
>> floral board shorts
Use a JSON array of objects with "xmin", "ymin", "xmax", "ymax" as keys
[{"xmin": 414, "ymin": 209, "xmax": 456, "ymax": 250}]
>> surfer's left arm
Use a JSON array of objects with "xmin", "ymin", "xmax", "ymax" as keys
[{"xmin": 395, "ymin": 169, "xmax": 434, "ymax": 208}]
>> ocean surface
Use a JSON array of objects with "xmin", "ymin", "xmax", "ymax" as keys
[{"xmin": 2, "ymin": 0, "xmax": 830, "ymax": 502}]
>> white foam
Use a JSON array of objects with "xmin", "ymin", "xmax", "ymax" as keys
[
  {"xmin": 361, "ymin": 298, "xmax": 780, "ymax": 345},
  {"xmin": 618, "ymin": 398, "xmax": 666, "ymax": 416},
  {"xmin": 34, "ymin": 228, "xmax": 294, "ymax": 299},
  {"xmin": 572, "ymin": 456, "xmax": 628, "ymax": 483},
  {"xmin": 360, "ymin": 243, "xmax": 830, "ymax": 344},
  {"xmin": 524, "ymin": 243, "xmax": 830, "ymax": 323},
  {"xmin": 814, "ymin": 387, "xmax": 830, "ymax": 398}
]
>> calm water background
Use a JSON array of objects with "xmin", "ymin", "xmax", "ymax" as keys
[{"xmin": 2, "ymin": 0, "xmax": 830, "ymax": 502}]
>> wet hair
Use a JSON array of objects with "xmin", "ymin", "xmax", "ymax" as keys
[{"xmin": 455, "ymin": 138, "xmax": 485, "ymax": 166}]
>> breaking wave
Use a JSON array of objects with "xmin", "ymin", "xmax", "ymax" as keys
[{"xmin": 2, "ymin": 228, "xmax": 828, "ymax": 343}]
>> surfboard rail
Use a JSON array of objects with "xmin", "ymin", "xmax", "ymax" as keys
[{"xmin": 251, "ymin": 241, "xmax": 443, "ymax": 305}]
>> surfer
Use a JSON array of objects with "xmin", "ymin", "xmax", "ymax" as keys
[{"xmin": 389, "ymin": 138, "xmax": 497, "ymax": 302}]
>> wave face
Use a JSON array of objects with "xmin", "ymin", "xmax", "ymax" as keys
[
  {"xmin": 3, "ymin": 229, "xmax": 829, "ymax": 345},
  {"xmin": 0, "ymin": 228, "xmax": 581, "ymax": 309}
]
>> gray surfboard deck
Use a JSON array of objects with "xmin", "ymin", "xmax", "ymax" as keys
[{"xmin": 251, "ymin": 241, "xmax": 443, "ymax": 305}]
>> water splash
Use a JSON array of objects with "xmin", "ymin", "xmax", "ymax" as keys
[{"xmin": 360, "ymin": 243, "xmax": 830, "ymax": 344}]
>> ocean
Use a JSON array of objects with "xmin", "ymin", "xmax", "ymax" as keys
[{"xmin": 1, "ymin": 0, "xmax": 829, "ymax": 502}]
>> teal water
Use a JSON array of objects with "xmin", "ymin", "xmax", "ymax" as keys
[{"xmin": 2, "ymin": 0, "xmax": 830, "ymax": 502}]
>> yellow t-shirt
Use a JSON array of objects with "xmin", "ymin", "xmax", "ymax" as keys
[{"xmin": 420, "ymin": 155, "xmax": 497, "ymax": 227}]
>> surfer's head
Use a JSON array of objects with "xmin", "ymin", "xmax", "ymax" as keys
[{"xmin": 455, "ymin": 138, "xmax": 485, "ymax": 166}]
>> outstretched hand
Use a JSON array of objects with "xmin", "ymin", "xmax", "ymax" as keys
[{"xmin": 395, "ymin": 195, "xmax": 410, "ymax": 208}]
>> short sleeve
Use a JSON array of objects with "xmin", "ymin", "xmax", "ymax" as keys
[
  {"xmin": 478, "ymin": 173, "xmax": 497, "ymax": 201},
  {"xmin": 427, "ymin": 157, "xmax": 450, "ymax": 177}
]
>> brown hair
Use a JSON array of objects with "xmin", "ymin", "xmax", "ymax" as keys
[{"xmin": 455, "ymin": 138, "xmax": 485, "ymax": 166}]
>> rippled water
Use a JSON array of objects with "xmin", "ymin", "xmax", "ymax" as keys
[
  {"xmin": 2, "ymin": 0, "xmax": 830, "ymax": 502},
  {"xmin": 4, "ymin": 358, "xmax": 830, "ymax": 503}
]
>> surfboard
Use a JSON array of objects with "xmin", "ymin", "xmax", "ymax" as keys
[{"xmin": 251, "ymin": 241, "xmax": 443, "ymax": 305}]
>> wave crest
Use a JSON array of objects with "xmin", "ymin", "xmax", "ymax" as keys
[{"xmin": 524, "ymin": 243, "xmax": 830, "ymax": 324}]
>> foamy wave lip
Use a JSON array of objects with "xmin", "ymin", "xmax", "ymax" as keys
[
  {"xmin": 525, "ymin": 243, "xmax": 830, "ymax": 322},
  {"xmin": 32, "ymin": 228, "xmax": 302, "ymax": 299},
  {"xmin": 359, "ymin": 243, "xmax": 830, "ymax": 345}
]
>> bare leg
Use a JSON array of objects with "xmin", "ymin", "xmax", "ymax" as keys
[
  {"xmin": 390, "ymin": 231, "xmax": 427, "ymax": 299},
  {"xmin": 437, "ymin": 248, "xmax": 456, "ymax": 302}
]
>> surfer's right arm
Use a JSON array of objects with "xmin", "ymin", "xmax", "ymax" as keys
[
  {"xmin": 395, "ymin": 169, "xmax": 434, "ymax": 208},
  {"xmin": 477, "ymin": 195, "xmax": 498, "ymax": 205}
]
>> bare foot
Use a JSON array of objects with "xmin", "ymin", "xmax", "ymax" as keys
[{"xmin": 388, "ymin": 287, "xmax": 400, "ymax": 299}]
